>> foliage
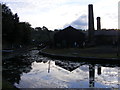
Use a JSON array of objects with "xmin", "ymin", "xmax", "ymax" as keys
[
  {"xmin": 2, "ymin": 4, "xmax": 32, "ymax": 48},
  {"xmin": 31, "ymin": 26, "xmax": 54, "ymax": 46}
]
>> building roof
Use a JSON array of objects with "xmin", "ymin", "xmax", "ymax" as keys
[{"xmin": 94, "ymin": 30, "xmax": 120, "ymax": 36}]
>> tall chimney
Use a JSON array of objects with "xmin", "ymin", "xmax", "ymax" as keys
[
  {"xmin": 88, "ymin": 4, "xmax": 94, "ymax": 42},
  {"xmin": 97, "ymin": 17, "xmax": 101, "ymax": 30}
]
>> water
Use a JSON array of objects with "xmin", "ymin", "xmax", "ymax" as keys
[{"xmin": 3, "ymin": 50, "xmax": 120, "ymax": 88}]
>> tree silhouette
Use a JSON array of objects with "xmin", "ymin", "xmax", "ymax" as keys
[
  {"xmin": 2, "ymin": 4, "xmax": 16, "ymax": 47},
  {"xmin": 2, "ymin": 4, "xmax": 32, "ymax": 49}
]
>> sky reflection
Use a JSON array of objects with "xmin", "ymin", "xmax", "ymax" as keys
[{"xmin": 14, "ymin": 60, "xmax": 119, "ymax": 88}]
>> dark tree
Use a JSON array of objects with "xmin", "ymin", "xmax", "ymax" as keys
[
  {"xmin": 2, "ymin": 4, "xmax": 32, "ymax": 49},
  {"xmin": 18, "ymin": 22, "xmax": 32, "ymax": 45},
  {"xmin": 2, "ymin": 4, "xmax": 17, "ymax": 48}
]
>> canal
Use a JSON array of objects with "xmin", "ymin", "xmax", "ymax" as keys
[{"xmin": 3, "ymin": 49, "xmax": 120, "ymax": 88}]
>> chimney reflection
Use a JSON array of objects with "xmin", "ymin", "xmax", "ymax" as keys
[
  {"xmin": 89, "ymin": 64, "xmax": 95, "ymax": 87},
  {"xmin": 97, "ymin": 65, "xmax": 101, "ymax": 75}
]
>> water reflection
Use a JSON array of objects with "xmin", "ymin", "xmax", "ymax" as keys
[
  {"xmin": 3, "ymin": 56, "xmax": 33, "ymax": 85},
  {"xmin": 55, "ymin": 60, "xmax": 80, "ymax": 72},
  {"xmin": 97, "ymin": 66, "xmax": 101, "ymax": 75},
  {"xmin": 3, "ymin": 50, "xmax": 120, "ymax": 88},
  {"xmin": 89, "ymin": 64, "xmax": 95, "ymax": 87},
  {"xmin": 118, "ymin": 67, "xmax": 120, "ymax": 89},
  {"xmin": 48, "ymin": 60, "xmax": 50, "ymax": 73}
]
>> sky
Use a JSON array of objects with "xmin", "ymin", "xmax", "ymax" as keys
[{"xmin": 0, "ymin": 0, "xmax": 119, "ymax": 30}]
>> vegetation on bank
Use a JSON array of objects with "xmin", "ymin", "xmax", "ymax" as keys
[
  {"xmin": 2, "ymin": 79, "xmax": 19, "ymax": 90},
  {"xmin": 42, "ymin": 46, "xmax": 119, "ymax": 58}
]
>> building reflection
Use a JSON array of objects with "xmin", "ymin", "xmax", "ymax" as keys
[
  {"xmin": 55, "ymin": 60, "xmax": 80, "ymax": 72},
  {"xmin": 55, "ymin": 61, "xmax": 100, "ymax": 87},
  {"xmin": 36, "ymin": 60, "xmax": 119, "ymax": 88},
  {"xmin": 55, "ymin": 60, "xmax": 96, "ymax": 87}
]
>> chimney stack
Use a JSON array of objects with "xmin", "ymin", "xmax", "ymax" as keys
[
  {"xmin": 97, "ymin": 17, "xmax": 101, "ymax": 30},
  {"xmin": 88, "ymin": 4, "xmax": 95, "ymax": 42}
]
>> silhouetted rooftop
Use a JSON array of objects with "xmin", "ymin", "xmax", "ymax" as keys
[
  {"xmin": 95, "ymin": 30, "xmax": 120, "ymax": 36},
  {"xmin": 63, "ymin": 26, "xmax": 77, "ymax": 31}
]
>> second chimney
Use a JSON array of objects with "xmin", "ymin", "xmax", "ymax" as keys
[{"xmin": 97, "ymin": 17, "xmax": 101, "ymax": 30}]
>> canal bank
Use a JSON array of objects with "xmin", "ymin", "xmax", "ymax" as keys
[
  {"xmin": 2, "ymin": 46, "xmax": 43, "ymax": 60},
  {"xmin": 39, "ymin": 47, "xmax": 120, "ymax": 64}
]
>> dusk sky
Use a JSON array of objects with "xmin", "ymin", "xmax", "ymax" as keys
[{"xmin": 1, "ymin": 0, "xmax": 119, "ymax": 30}]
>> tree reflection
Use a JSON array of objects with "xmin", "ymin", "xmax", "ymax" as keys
[{"xmin": 3, "ymin": 56, "xmax": 33, "ymax": 85}]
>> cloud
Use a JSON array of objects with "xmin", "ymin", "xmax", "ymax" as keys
[
  {"xmin": 93, "ymin": 0, "xmax": 119, "ymax": 29},
  {"xmin": 64, "ymin": 14, "xmax": 87, "ymax": 30},
  {"xmin": 1, "ymin": 0, "xmax": 88, "ymax": 29},
  {"xmin": 1, "ymin": 0, "xmax": 119, "ymax": 30}
]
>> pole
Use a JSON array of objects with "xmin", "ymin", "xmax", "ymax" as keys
[{"xmin": 48, "ymin": 60, "xmax": 51, "ymax": 73}]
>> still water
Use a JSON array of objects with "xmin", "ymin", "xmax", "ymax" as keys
[{"xmin": 3, "ymin": 50, "xmax": 120, "ymax": 88}]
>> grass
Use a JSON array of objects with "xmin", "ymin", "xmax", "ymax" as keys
[{"xmin": 42, "ymin": 46, "xmax": 119, "ymax": 58}]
